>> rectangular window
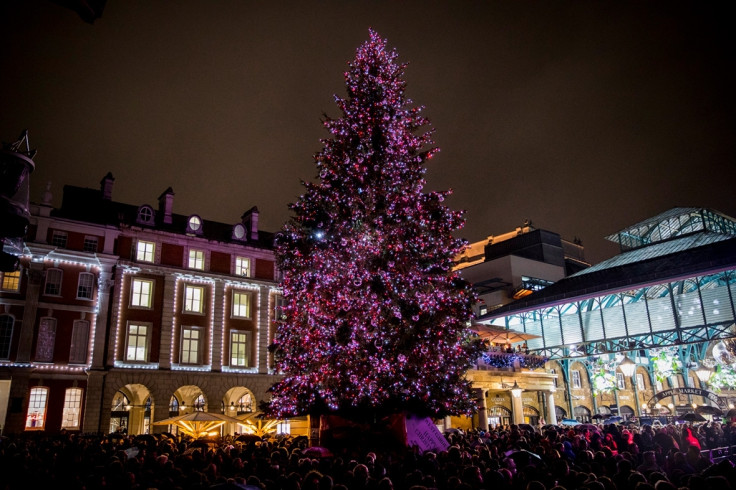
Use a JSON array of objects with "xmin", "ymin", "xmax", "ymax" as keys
[
  {"xmin": 687, "ymin": 375, "xmax": 694, "ymax": 388},
  {"xmin": 125, "ymin": 323, "xmax": 149, "ymax": 362},
  {"xmin": 1, "ymin": 270, "xmax": 21, "ymax": 292},
  {"xmin": 35, "ymin": 317, "xmax": 57, "ymax": 362},
  {"xmin": 69, "ymin": 320, "xmax": 90, "ymax": 364},
  {"xmin": 61, "ymin": 387, "xmax": 83, "ymax": 429},
  {"xmin": 130, "ymin": 278, "xmax": 153, "ymax": 308},
  {"xmin": 136, "ymin": 240, "xmax": 155, "ymax": 262},
  {"xmin": 184, "ymin": 285, "xmax": 204, "ymax": 313},
  {"xmin": 180, "ymin": 326, "xmax": 201, "ymax": 364},
  {"xmin": 51, "ymin": 230, "xmax": 68, "ymax": 248},
  {"xmin": 25, "ymin": 387, "xmax": 48, "ymax": 430},
  {"xmin": 44, "ymin": 268, "xmax": 63, "ymax": 296},
  {"xmin": 636, "ymin": 373, "xmax": 645, "ymax": 391},
  {"xmin": 232, "ymin": 291, "xmax": 251, "ymax": 318},
  {"xmin": 77, "ymin": 272, "xmax": 94, "ymax": 299},
  {"xmin": 230, "ymin": 330, "xmax": 250, "ymax": 367},
  {"xmin": 550, "ymin": 368, "xmax": 558, "ymax": 388},
  {"xmin": 616, "ymin": 372, "xmax": 625, "ymax": 390},
  {"xmin": 671, "ymin": 377, "xmax": 679, "ymax": 388},
  {"xmin": 188, "ymin": 249, "xmax": 204, "ymax": 270},
  {"xmin": 235, "ymin": 257, "xmax": 250, "ymax": 277},
  {"xmin": 83, "ymin": 236, "xmax": 99, "ymax": 253},
  {"xmin": 572, "ymin": 370, "xmax": 581, "ymax": 389},
  {"xmin": 0, "ymin": 315, "xmax": 14, "ymax": 359},
  {"xmin": 655, "ymin": 379, "xmax": 663, "ymax": 392},
  {"xmin": 274, "ymin": 295, "xmax": 286, "ymax": 321}
]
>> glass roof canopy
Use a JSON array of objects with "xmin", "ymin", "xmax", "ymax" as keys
[
  {"xmin": 482, "ymin": 208, "xmax": 736, "ymax": 360},
  {"xmin": 605, "ymin": 207, "xmax": 736, "ymax": 252}
]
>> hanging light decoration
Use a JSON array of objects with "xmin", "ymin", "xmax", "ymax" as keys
[
  {"xmin": 694, "ymin": 362, "xmax": 713, "ymax": 383},
  {"xmin": 618, "ymin": 354, "xmax": 637, "ymax": 378}
]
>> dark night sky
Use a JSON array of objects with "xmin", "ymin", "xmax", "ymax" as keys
[{"xmin": 2, "ymin": 1, "xmax": 735, "ymax": 264}]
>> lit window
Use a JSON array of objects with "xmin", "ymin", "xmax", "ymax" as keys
[
  {"xmin": 126, "ymin": 323, "xmax": 149, "ymax": 362},
  {"xmin": 83, "ymin": 236, "xmax": 99, "ymax": 253},
  {"xmin": 636, "ymin": 373, "xmax": 645, "ymax": 391},
  {"xmin": 232, "ymin": 291, "xmax": 251, "ymax": 318},
  {"xmin": 187, "ymin": 215, "xmax": 202, "ymax": 233},
  {"xmin": 1, "ymin": 270, "xmax": 21, "ymax": 292},
  {"xmin": 233, "ymin": 223, "xmax": 246, "ymax": 240},
  {"xmin": 572, "ymin": 370, "xmax": 581, "ymax": 389},
  {"xmin": 44, "ymin": 268, "xmax": 63, "ymax": 296},
  {"xmin": 77, "ymin": 272, "xmax": 95, "ymax": 299},
  {"xmin": 69, "ymin": 320, "xmax": 89, "ymax": 364},
  {"xmin": 188, "ymin": 249, "xmax": 204, "ymax": 270},
  {"xmin": 130, "ymin": 279, "xmax": 153, "ymax": 308},
  {"xmin": 184, "ymin": 285, "xmax": 204, "ymax": 313},
  {"xmin": 671, "ymin": 377, "xmax": 679, "ymax": 388},
  {"xmin": 136, "ymin": 240, "xmax": 155, "ymax": 262},
  {"xmin": 616, "ymin": 372, "xmax": 626, "ymax": 390},
  {"xmin": 61, "ymin": 387, "xmax": 83, "ymax": 429},
  {"xmin": 35, "ymin": 317, "xmax": 57, "ymax": 362},
  {"xmin": 25, "ymin": 387, "xmax": 48, "ymax": 430},
  {"xmin": 230, "ymin": 330, "xmax": 250, "ymax": 367},
  {"xmin": 51, "ymin": 230, "xmax": 68, "ymax": 248},
  {"xmin": 235, "ymin": 257, "xmax": 250, "ymax": 277},
  {"xmin": 277, "ymin": 420, "xmax": 291, "ymax": 435},
  {"xmin": 180, "ymin": 326, "xmax": 201, "ymax": 364},
  {"xmin": 0, "ymin": 315, "xmax": 13, "ymax": 359}
]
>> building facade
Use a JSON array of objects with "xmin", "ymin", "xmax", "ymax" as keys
[
  {"xmin": 0, "ymin": 174, "xmax": 283, "ymax": 435},
  {"xmin": 477, "ymin": 208, "xmax": 736, "ymax": 425},
  {"xmin": 451, "ymin": 224, "xmax": 590, "ymax": 429}
]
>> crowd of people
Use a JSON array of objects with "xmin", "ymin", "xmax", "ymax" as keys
[{"xmin": 1, "ymin": 419, "xmax": 735, "ymax": 490}]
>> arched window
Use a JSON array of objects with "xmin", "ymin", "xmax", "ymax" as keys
[{"xmin": 25, "ymin": 387, "xmax": 49, "ymax": 430}]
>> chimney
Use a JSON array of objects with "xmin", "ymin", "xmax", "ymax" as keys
[
  {"xmin": 100, "ymin": 172, "xmax": 115, "ymax": 200},
  {"xmin": 158, "ymin": 187, "xmax": 174, "ymax": 225},
  {"xmin": 241, "ymin": 206, "xmax": 259, "ymax": 241}
]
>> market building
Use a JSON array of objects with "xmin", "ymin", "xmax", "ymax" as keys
[{"xmin": 475, "ymin": 207, "xmax": 736, "ymax": 426}]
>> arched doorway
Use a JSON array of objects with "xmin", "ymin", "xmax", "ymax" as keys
[
  {"xmin": 555, "ymin": 405, "xmax": 567, "ymax": 422},
  {"xmin": 110, "ymin": 384, "xmax": 153, "ymax": 435},
  {"xmin": 574, "ymin": 405, "xmax": 591, "ymax": 423},
  {"xmin": 620, "ymin": 405, "xmax": 635, "ymax": 421},
  {"xmin": 487, "ymin": 405, "xmax": 511, "ymax": 427},
  {"xmin": 523, "ymin": 405, "xmax": 540, "ymax": 426}
]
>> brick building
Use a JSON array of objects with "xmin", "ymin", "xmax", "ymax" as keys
[{"xmin": 0, "ymin": 174, "xmax": 283, "ymax": 435}]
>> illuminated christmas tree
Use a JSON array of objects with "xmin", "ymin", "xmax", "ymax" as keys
[{"xmin": 267, "ymin": 30, "xmax": 482, "ymax": 421}]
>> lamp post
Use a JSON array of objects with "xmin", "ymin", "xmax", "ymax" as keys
[
  {"xmin": 618, "ymin": 354, "xmax": 640, "ymax": 417},
  {"xmin": 509, "ymin": 381, "xmax": 524, "ymax": 424}
]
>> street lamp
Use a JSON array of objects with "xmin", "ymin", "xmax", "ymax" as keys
[
  {"xmin": 618, "ymin": 354, "xmax": 637, "ymax": 378},
  {"xmin": 510, "ymin": 380, "xmax": 523, "ymax": 398}
]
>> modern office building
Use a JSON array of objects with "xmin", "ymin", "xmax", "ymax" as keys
[{"xmin": 452, "ymin": 224, "xmax": 590, "ymax": 428}]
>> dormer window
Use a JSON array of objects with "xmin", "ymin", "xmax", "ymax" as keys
[
  {"xmin": 137, "ymin": 205, "xmax": 154, "ymax": 225},
  {"xmin": 187, "ymin": 215, "xmax": 203, "ymax": 235},
  {"xmin": 233, "ymin": 223, "xmax": 246, "ymax": 241}
]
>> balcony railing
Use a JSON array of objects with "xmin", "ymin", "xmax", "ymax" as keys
[{"xmin": 475, "ymin": 350, "xmax": 548, "ymax": 371}]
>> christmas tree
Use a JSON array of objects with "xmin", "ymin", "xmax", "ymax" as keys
[{"xmin": 267, "ymin": 30, "xmax": 483, "ymax": 421}]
